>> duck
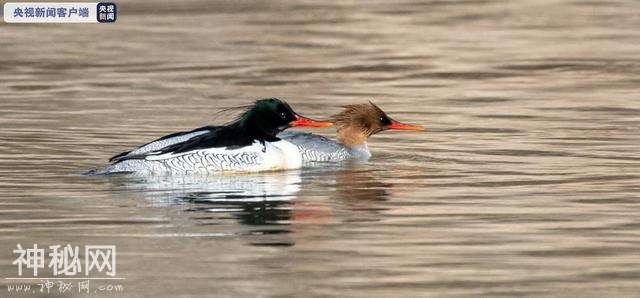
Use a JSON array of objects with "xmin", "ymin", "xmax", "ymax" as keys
[
  {"xmin": 277, "ymin": 102, "xmax": 424, "ymax": 162},
  {"xmin": 86, "ymin": 98, "xmax": 333, "ymax": 175}
]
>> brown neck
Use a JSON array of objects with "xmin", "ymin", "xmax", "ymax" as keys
[{"xmin": 336, "ymin": 126, "xmax": 368, "ymax": 148}]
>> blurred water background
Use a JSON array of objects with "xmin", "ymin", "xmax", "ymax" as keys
[{"xmin": 1, "ymin": 0, "xmax": 639, "ymax": 297}]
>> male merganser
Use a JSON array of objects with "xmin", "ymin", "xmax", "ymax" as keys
[
  {"xmin": 87, "ymin": 98, "xmax": 333, "ymax": 175},
  {"xmin": 277, "ymin": 102, "xmax": 424, "ymax": 162}
]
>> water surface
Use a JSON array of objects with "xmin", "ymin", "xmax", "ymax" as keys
[{"xmin": 1, "ymin": 0, "xmax": 640, "ymax": 297}]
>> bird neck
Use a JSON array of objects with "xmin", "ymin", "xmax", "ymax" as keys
[
  {"xmin": 234, "ymin": 121, "xmax": 279, "ymax": 143},
  {"xmin": 336, "ymin": 126, "xmax": 368, "ymax": 148}
]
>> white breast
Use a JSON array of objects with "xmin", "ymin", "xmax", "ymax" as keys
[{"xmin": 268, "ymin": 140, "xmax": 303, "ymax": 170}]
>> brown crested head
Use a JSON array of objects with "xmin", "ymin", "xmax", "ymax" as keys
[
  {"xmin": 332, "ymin": 102, "xmax": 425, "ymax": 147},
  {"xmin": 333, "ymin": 102, "xmax": 390, "ymax": 137}
]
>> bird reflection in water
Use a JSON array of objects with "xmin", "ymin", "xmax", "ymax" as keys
[
  {"xmin": 295, "ymin": 163, "xmax": 392, "ymax": 226},
  {"xmin": 116, "ymin": 170, "xmax": 300, "ymax": 221},
  {"xmin": 111, "ymin": 164, "xmax": 391, "ymax": 245}
]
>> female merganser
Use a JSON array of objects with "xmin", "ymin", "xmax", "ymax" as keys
[
  {"xmin": 87, "ymin": 98, "xmax": 333, "ymax": 175},
  {"xmin": 277, "ymin": 102, "xmax": 424, "ymax": 162}
]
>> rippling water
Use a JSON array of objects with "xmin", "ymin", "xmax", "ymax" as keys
[{"xmin": 1, "ymin": 0, "xmax": 640, "ymax": 297}]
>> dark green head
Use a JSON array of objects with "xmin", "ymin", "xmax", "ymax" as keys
[{"xmin": 236, "ymin": 98, "xmax": 333, "ymax": 137}]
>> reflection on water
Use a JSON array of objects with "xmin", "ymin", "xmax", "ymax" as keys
[
  {"xmin": 104, "ymin": 165, "xmax": 390, "ymax": 247},
  {"xmin": 119, "ymin": 171, "xmax": 302, "ymax": 205},
  {"xmin": 128, "ymin": 171, "xmax": 302, "ymax": 238},
  {"xmin": 1, "ymin": 0, "xmax": 640, "ymax": 297}
]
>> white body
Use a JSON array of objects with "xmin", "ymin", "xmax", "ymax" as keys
[{"xmin": 92, "ymin": 140, "xmax": 302, "ymax": 176}]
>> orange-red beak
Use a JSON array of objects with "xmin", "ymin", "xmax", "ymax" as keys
[
  {"xmin": 289, "ymin": 114, "xmax": 333, "ymax": 127},
  {"xmin": 388, "ymin": 119, "xmax": 425, "ymax": 131}
]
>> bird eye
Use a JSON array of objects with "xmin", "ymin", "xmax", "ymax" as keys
[
  {"xmin": 280, "ymin": 112, "xmax": 286, "ymax": 119},
  {"xmin": 379, "ymin": 117, "xmax": 384, "ymax": 122}
]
